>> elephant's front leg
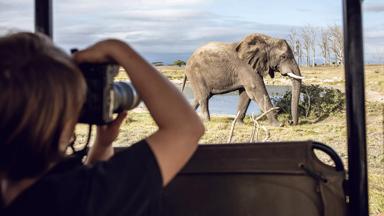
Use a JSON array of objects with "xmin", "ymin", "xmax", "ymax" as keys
[
  {"xmin": 243, "ymin": 73, "xmax": 281, "ymax": 126},
  {"xmin": 236, "ymin": 89, "xmax": 251, "ymax": 123}
]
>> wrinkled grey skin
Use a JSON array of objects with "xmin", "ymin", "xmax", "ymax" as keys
[{"xmin": 182, "ymin": 33, "xmax": 302, "ymax": 126}]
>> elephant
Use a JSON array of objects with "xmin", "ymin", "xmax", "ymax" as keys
[{"xmin": 181, "ymin": 33, "xmax": 303, "ymax": 126}]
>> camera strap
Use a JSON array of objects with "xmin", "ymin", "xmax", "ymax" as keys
[{"xmin": 68, "ymin": 124, "xmax": 93, "ymax": 159}]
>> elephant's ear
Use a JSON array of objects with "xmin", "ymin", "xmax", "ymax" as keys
[{"xmin": 235, "ymin": 34, "xmax": 269, "ymax": 76}]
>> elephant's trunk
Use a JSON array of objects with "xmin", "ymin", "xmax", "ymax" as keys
[
  {"xmin": 291, "ymin": 78, "xmax": 301, "ymax": 125},
  {"xmin": 281, "ymin": 62, "xmax": 302, "ymax": 125}
]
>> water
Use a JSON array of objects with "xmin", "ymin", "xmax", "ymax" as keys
[{"xmin": 179, "ymin": 84, "xmax": 291, "ymax": 116}]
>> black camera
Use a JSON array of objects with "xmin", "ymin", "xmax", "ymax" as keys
[{"xmin": 77, "ymin": 63, "xmax": 140, "ymax": 125}]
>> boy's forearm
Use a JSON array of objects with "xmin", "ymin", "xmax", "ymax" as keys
[{"xmin": 85, "ymin": 144, "xmax": 114, "ymax": 165}]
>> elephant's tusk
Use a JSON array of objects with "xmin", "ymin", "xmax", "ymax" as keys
[{"xmin": 287, "ymin": 72, "xmax": 304, "ymax": 80}]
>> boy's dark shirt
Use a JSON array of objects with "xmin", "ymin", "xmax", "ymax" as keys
[{"xmin": 0, "ymin": 139, "xmax": 163, "ymax": 216}]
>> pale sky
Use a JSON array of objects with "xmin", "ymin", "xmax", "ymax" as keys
[{"xmin": 0, "ymin": 0, "xmax": 383, "ymax": 63}]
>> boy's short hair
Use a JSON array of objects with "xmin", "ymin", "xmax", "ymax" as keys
[{"xmin": 0, "ymin": 32, "xmax": 86, "ymax": 181}]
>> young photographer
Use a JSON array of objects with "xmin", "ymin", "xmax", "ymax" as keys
[{"xmin": 0, "ymin": 32, "xmax": 204, "ymax": 215}]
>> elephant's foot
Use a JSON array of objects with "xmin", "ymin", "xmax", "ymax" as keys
[
  {"xmin": 269, "ymin": 118, "xmax": 283, "ymax": 127},
  {"xmin": 287, "ymin": 119, "xmax": 299, "ymax": 126},
  {"xmin": 235, "ymin": 118, "xmax": 245, "ymax": 125},
  {"xmin": 198, "ymin": 113, "xmax": 211, "ymax": 122}
]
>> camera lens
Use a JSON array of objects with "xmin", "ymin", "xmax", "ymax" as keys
[{"xmin": 112, "ymin": 81, "xmax": 141, "ymax": 113}]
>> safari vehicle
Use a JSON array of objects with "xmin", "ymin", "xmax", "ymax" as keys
[{"xmin": 34, "ymin": 0, "xmax": 369, "ymax": 215}]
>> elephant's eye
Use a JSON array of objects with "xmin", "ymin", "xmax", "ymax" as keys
[{"xmin": 280, "ymin": 54, "xmax": 287, "ymax": 60}]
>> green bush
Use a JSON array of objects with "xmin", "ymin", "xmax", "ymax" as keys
[
  {"xmin": 173, "ymin": 60, "xmax": 186, "ymax": 67},
  {"xmin": 273, "ymin": 85, "xmax": 345, "ymax": 121}
]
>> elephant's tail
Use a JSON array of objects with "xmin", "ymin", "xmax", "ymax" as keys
[{"xmin": 181, "ymin": 74, "xmax": 187, "ymax": 92}]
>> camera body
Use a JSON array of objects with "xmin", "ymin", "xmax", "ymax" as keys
[{"xmin": 78, "ymin": 63, "xmax": 140, "ymax": 125}]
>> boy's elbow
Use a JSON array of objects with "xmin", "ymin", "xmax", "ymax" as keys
[
  {"xmin": 164, "ymin": 112, "xmax": 205, "ymax": 144},
  {"xmin": 187, "ymin": 117, "xmax": 205, "ymax": 141},
  {"xmin": 198, "ymin": 120, "xmax": 205, "ymax": 137},
  {"xmin": 194, "ymin": 120, "xmax": 205, "ymax": 139}
]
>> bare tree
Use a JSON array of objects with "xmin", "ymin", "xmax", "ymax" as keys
[
  {"xmin": 287, "ymin": 29, "xmax": 300, "ymax": 64},
  {"xmin": 287, "ymin": 29, "xmax": 297, "ymax": 51},
  {"xmin": 301, "ymin": 26, "xmax": 312, "ymax": 66},
  {"xmin": 287, "ymin": 28, "xmax": 304, "ymax": 65},
  {"xmin": 309, "ymin": 26, "xmax": 317, "ymax": 67},
  {"xmin": 329, "ymin": 25, "xmax": 344, "ymax": 65},
  {"xmin": 319, "ymin": 28, "xmax": 331, "ymax": 65},
  {"xmin": 296, "ymin": 39, "xmax": 303, "ymax": 65},
  {"xmin": 327, "ymin": 31, "xmax": 332, "ymax": 65}
]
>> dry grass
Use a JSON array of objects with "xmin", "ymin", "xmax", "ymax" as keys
[
  {"xmin": 156, "ymin": 65, "xmax": 186, "ymax": 80},
  {"xmin": 115, "ymin": 65, "xmax": 186, "ymax": 81}
]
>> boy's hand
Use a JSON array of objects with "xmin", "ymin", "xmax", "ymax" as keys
[
  {"xmin": 94, "ymin": 112, "xmax": 127, "ymax": 148},
  {"xmin": 72, "ymin": 39, "xmax": 125, "ymax": 64},
  {"xmin": 85, "ymin": 112, "xmax": 127, "ymax": 165}
]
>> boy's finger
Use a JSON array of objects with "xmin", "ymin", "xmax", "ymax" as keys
[
  {"xmin": 110, "ymin": 112, "xmax": 127, "ymax": 127},
  {"xmin": 72, "ymin": 51, "xmax": 89, "ymax": 63}
]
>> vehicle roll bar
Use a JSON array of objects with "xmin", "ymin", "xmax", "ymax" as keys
[
  {"xmin": 35, "ymin": 0, "xmax": 52, "ymax": 38},
  {"xmin": 342, "ymin": 0, "xmax": 369, "ymax": 215}
]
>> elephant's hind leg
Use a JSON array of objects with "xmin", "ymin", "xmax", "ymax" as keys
[
  {"xmin": 199, "ymin": 95, "xmax": 211, "ymax": 121},
  {"xmin": 188, "ymin": 76, "xmax": 211, "ymax": 121}
]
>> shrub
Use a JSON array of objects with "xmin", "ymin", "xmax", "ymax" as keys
[
  {"xmin": 173, "ymin": 60, "xmax": 186, "ymax": 67},
  {"xmin": 273, "ymin": 84, "xmax": 345, "ymax": 121}
]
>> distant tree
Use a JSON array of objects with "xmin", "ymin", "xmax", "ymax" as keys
[
  {"xmin": 152, "ymin": 61, "xmax": 164, "ymax": 66},
  {"xmin": 301, "ymin": 25, "xmax": 317, "ymax": 67},
  {"xmin": 329, "ymin": 25, "xmax": 344, "ymax": 65},
  {"xmin": 287, "ymin": 29, "xmax": 296, "ymax": 49},
  {"xmin": 301, "ymin": 26, "xmax": 312, "ymax": 66},
  {"xmin": 319, "ymin": 28, "xmax": 331, "ymax": 65},
  {"xmin": 173, "ymin": 60, "xmax": 186, "ymax": 67},
  {"xmin": 287, "ymin": 29, "xmax": 301, "ymax": 64},
  {"xmin": 309, "ymin": 26, "xmax": 317, "ymax": 67},
  {"xmin": 296, "ymin": 40, "xmax": 303, "ymax": 66}
]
